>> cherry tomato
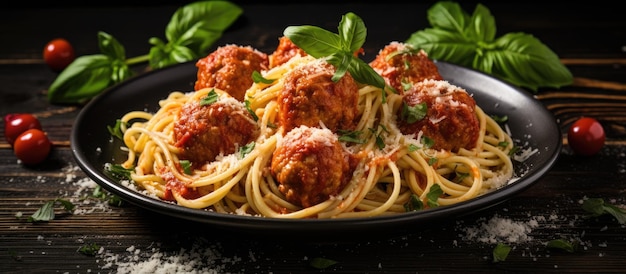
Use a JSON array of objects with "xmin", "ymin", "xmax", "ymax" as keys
[
  {"xmin": 43, "ymin": 38, "xmax": 75, "ymax": 72},
  {"xmin": 567, "ymin": 117, "xmax": 605, "ymax": 156},
  {"xmin": 13, "ymin": 129, "xmax": 52, "ymax": 165},
  {"xmin": 4, "ymin": 113, "xmax": 42, "ymax": 146}
]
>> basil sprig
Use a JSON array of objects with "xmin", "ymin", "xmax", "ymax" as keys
[
  {"xmin": 47, "ymin": 0, "xmax": 242, "ymax": 104},
  {"xmin": 284, "ymin": 12, "xmax": 386, "ymax": 89},
  {"xmin": 405, "ymin": 1, "xmax": 573, "ymax": 92}
]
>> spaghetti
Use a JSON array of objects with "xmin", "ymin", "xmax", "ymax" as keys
[{"xmin": 111, "ymin": 51, "xmax": 516, "ymax": 219}]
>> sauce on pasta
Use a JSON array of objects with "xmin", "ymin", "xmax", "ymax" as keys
[{"xmin": 108, "ymin": 39, "xmax": 516, "ymax": 219}]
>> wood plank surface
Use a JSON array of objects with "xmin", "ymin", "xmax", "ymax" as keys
[{"xmin": 1, "ymin": 2, "xmax": 625, "ymax": 273}]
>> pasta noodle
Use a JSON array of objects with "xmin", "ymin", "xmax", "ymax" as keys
[{"xmin": 111, "ymin": 53, "xmax": 515, "ymax": 219}]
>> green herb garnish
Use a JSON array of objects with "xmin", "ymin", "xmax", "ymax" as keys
[
  {"xmin": 428, "ymin": 157, "xmax": 438, "ymax": 166},
  {"xmin": 404, "ymin": 194, "xmax": 424, "ymax": 212},
  {"xmin": 107, "ymin": 119, "xmax": 127, "ymax": 140},
  {"xmin": 421, "ymin": 136, "xmax": 435, "ymax": 149},
  {"xmin": 200, "ymin": 89, "xmax": 219, "ymax": 106},
  {"xmin": 284, "ymin": 12, "xmax": 385, "ymax": 89},
  {"xmin": 338, "ymin": 129, "xmax": 365, "ymax": 144},
  {"xmin": 180, "ymin": 160, "xmax": 193, "ymax": 175},
  {"xmin": 244, "ymin": 99, "xmax": 259, "ymax": 121},
  {"xmin": 48, "ymin": 1, "xmax": 242, "ymax": 104},
  {"xmin": 309, "ymin": 257, "xmax": 338, "ymax": 269},
  {"xmin": 406, "ymin": 1, "xmax": 572, "ymax": 92},
  {"xmin": 92, "ymin": 185, "xmax": 124, "ymax": 207},
  {"xmin": 28, "ymin": 199, "xmax": 75, "ymax": 222},
  {"xmin": 492, "ymin": 243, "xmax": 511, "ymax": 262},
  {"xmin": 105, "ymin": 164, "xmax": 134, "ymax": 181},
  {"xmin": 426, "ymin": 184, "xmax": 443, "ymax": 208},
  {"xmin": 491, "ymin": 115, "xmax": 509, "ymax": 124},
  {"xmin": 239, "ymin": 142, "xmax": 255, "ymax": 158},
  {"xmin": 401, "ymin": 102, "xmax": 427, "ymax": 124},
  {"xmin": 369, "ymin": 125, "xmax": 389, "ymax": 150},
  {"xmin": 77, "ymin": 243, "xmax": 101, "ymax": 256},
  {"xmin": 582, "ymin": 198, "xmax": 626, "ymax": 224},
  {"xmin": 546, "ymin": 239, "xmax": 578, "ymax": 253},
  {"xmin": 252, "ymin": 70, "xmax": 275, "ymax": 84}
]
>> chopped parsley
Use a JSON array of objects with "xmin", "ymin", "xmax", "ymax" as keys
[
  {"xmin": 492, "ymin": 243, "xmax": 511, "ymax": 262},
  {"xmin": 426, "ymin": 184, "xmax": 443, "ymax": 208},
  {"xmin": 107, "ymin": 119, "xmax": 127, "ymax": 140},
  {"xmin": 401, "ymin": 102, "xmax": 427, "ymax": 124},
  {"xmin": 369, "ymin": 124, "xmax": 389, "ymax": 150},
  {"xmin": 244, "ymin": 99, "xmax": 259, "ymax": 121},
  {"xmin": 546, "ymin": 239, "xmax": 578, "ymax": 253},
  {"xmin": 421, "ymin": 136, "xmax": 434, "ymax": 149},
  {"xmin": 252, "ymin": 70, "xmax": 275, "ymax": 84},
  {"xmin": 404, "ymin": 194, "xmax": 424, "ymax": 212},
  {"xmin": 92, "ymin": 185, "xmax": 124, "ymax": 207},
  {"xmin": 199, "ymin": 89, "xmax": 219, "ymax": 106},
  {"xmin": 105, "ymin": 164, "xmax": 134, "ymax": 181},
  {"xmin": 239, "ymin": 142, "xmax": 255, "ymax": 158},
  {"xmin": 309, "ymin": 257, "xmax": 337, "ymax": 269},
  {"xmin": 338, "ymin": 129, "xmax": 365, "ymax": 144},
  {"xmin": 582, "ymin": 198, "xmax": 626, "ymax": 224},
  {"xmin": 77, "ymin": 243, "xmax": 101, "ymax": 256},
  {"xmin": 180, "ymin": 160, "xmax": 192, "ymax": 175},
  {"xmin": 28, "ymin": 199, "xmax": 75, "ymax": 222}
]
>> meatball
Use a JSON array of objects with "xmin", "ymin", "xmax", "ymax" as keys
[
  {"xmin": 271, "ymin": 125, "xmax": 355, "ymax": 208},
  {"xmin": 369, "ymin": 42, "xmax": 443, "ymax": 94},
  {"xmin": 397, "ymin": 79, "xmax": 480, "ymax": 152},
  {"xmin": 194, "ymin": 45, "xmax": 269, "ymax": 101},
  {"xmin": 277, "ymin": 59, "xmax": 359, "ymax": 133},
  {"xmin": 269, "ymin": 36, "xmax": 308, "ymax": 68},
  {"xmin": 173, "ymin": 96, "xmax": 259, "ymax": 165}
]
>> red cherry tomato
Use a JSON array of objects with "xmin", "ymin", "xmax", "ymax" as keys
[
  {"xmin": 43, "ymin": 38, "xmax": 75, "ymax": 72},
  {"xmin": 567, "ymin": 117, "xmax": 605, "ymax": 156},
  {"xmin": 13, "ymin": 129, "xmax": 52, "ymax": 165},
  {"xmin": 4, "ymin": 113, "xmax": 43, "ymax": 146}
]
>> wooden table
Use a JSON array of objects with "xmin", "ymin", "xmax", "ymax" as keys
[{"xmin": 2, "ymin": 2, "xmax": 625, "ymax": 273}]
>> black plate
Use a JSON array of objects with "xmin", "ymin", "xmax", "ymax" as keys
[{"xmin": 71, "ymin": 61, "xmax": 561, "ymax": 237}]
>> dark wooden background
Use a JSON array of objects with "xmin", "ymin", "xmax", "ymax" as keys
[{"xmin": 1, "ymin": 1, "xmax": 625, "ymax": 273}]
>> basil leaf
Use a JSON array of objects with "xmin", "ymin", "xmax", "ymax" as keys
[
  {"xmin": 401, "ymin": 102, "xmax": 427, "ymax": 123},
  {"xmin": 465, "ymin": 3, "xmax": 496, "ymax": 42},
  {"xmin": 406, "ymin": 28, "xmax": 477, "ymax": 67},
  {"xmin": 77, "ymin": 243, "xmax": 101, "ymax": 256},
  {"xmin": 200, "ymin": 89, "xmax": 219, "ymax": 105},
  {"xmin": 284, "ymin": 25, "xmax": 342, "ymax": 58},
  {"xmin": 180, "ymin": 160, "xmax": 192, "ymax": 175},
  {"xmin": 309, "ymin": 257, "xmax": 337, "ymax": 269},
  {"xmin": 101, "ymin": 31, "xmax": 132, "ymax": 84},
  {"xmin": 98, "ymin": 31, "xmax": 126, "ymax": 60},
  {"xmin": 405, "ymin": 1, "xmax": 573, "ymax": 92},
  {"xmin": 338, "ymin": 12, "xmax": 366, "ymax": 53},
  {"xmin": 404, "ymin": 194, "xmax": 424, "ymax": 212},
  {"xmin": 150, "ymin": 0, "xmax": 243, "ymax": 69},
  {"xmin": 546, "ymin": 239, "xmax": 577, "ymax": 253},
  {"xmin": 326, "ymin": 52, "xmax": 351, "ymax": 82},
  {"xmin": 485, "ymin": 32, "xmax": 573, "ymax": 91},
  {"xmin": 105, "ymin": 164, "xmax": 134, "ymax": 181},
  {"xmin": 492, "ymin": 243, "xmax": 511, "ymax": 262},
  {"xmin": 426, "ymin": 184, "xmax": 443, "ymax": 208},
  {"xmin": 426, "ymin": 1, "xmax": 469, "ymax": 34},
  {"xmin": 252, "ymin": 70, "xmax": 275, "ymax": 84},
  {"xmin": 29, "ymin": 200, "xmax": 55, "ymax": 222},
  {"xmin": 47, "ymin": 55, "xmax": 114, "ymax": 104},
  {"xmin": 347, "ymin": 56, "xmax": 386, "ymax": 89},
  {"xmin": 239, "ymin": 142, "xmax": 255, "ymax": 158},
  {"xmin": 28, "ymin": 199, "xmax": 75, "ymax": 222}
]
